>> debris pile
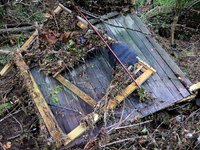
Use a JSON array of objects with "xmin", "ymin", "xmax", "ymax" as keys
[
  {"xmin": 22, "ymin": 9, "xmax": 115, "ymax": 76},
  {"xmin": 64, "ymin": 0, "xmax": 132, "ymax": 15}
]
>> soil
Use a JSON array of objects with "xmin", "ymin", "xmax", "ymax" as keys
[{"xmin": 0, "ymin": 70, "xmax": 49, "ymax": 150}]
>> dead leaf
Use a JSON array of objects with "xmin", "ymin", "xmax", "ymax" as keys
[
  {"xmin": 3, "ymin": 142, "xmax": 12, "ymax": 149},
  {"xmin": 40, "ymin": 31, "xmax": 63, "ymax": 45},
  {"xmin": 63, "ymin": 31, "xmax": 72, "ymax": 43}
]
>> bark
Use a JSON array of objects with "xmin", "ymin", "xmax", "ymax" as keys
[
  {"xmin": 0, "ymin": 49, "xmax": 13, "ymax": 55},
  {"xmin": 5, "ymin": 23, "xmax": 32, "ymax": 28},
  {"xmin": 170, "ymin": 0, "xmax": 182, "ymax": 46},
  {"xmin": 0, "ymin": 26, "xmax": 35, "ymax": 34}
]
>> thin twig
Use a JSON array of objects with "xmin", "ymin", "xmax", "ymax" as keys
[
  {"xmin": 114, "ymin": 120, "xmax": 152, "ymax": 130},
  {"xmin": 47, "ymin": 102, "xmax": 82, "ymax": 114},
  {"xmin": 0, "ymin": 109, "xmax": 21, "ymax": 123},
  {"xmin": 152, "ymin": 121, "xmax": 164, "ymax": 138},
  {"xmin": 0, "ymin": 142, "xmax": 6, "ymax": 150},
  {"xmin": 101, "ymin": 136, "xmax": 144, "ymax": 148}
]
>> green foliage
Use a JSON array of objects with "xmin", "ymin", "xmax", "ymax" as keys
[
  {"xmin": 48, "ymin": 86, "xmax": 62, "ymax": 103},
  {"xmin": 0, "ymin": 55, "xmax": 6, "ymax": 64},
  {"xmin": 0, "ymin": 103, "xmax": 12, "ymax": 115},
  {"xmin": 142, "ymin": 128, "xmax": 148, "ymax": 134}
]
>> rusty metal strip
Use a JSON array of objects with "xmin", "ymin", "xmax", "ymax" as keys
[{"xmin": 55, "ymin": 74, "xmax": 97, "ymax": 107}]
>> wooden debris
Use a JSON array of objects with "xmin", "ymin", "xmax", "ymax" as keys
[
  {"xmin": 190, "ymin": 82, "xmax": 200, "ymax": 92},
  {"xmin": 0, "ymin": 49, "xmax": 14, "ymax": 55},
  {"xmin": 55, "ymin": 74, "xmax": 97, "ymax": 107},
  {"xmin": 0, "ymin": 26, "xmax": 35, "ymax": 34},
  {"xmin": 14, "ymin": 49, "xmax": 69, "ymax": 147},
  {"xmin": 0, "ymin": 63, "xmax": 13, "ymax": 76},
  {"xmin": 59, "ymin": 3, "xmax": 72, "ymax": 14}
]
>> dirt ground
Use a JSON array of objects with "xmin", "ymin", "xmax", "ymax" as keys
[{"xmin": 0, "ymin": 1, "xmax": 200, "ymax": 150}]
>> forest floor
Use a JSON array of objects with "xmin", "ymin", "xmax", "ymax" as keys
[{"xmin": 0, "ymin": 1, "xmax": 200, "ymax": 150}]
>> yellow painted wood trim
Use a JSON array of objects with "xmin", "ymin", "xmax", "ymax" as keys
[
  {"xmin": 63, "ymin": 69, "xmax": 154, "ymax": 146},
  {"xmin": 189, "ymin": 82, "xmax": 200, "ymax": 92},
  {"xmin": 177, "ymin": 94, "xmax": 197, "ymax": 103},
  {"xmin": 0, "ymin": 63, "xmax": 13, "ymax": 76},
  {"xmin": 55, "ymin": 74, "xmax": 97, "ymax": 107},
  {"xmin": 21, "ymin": 31, "xmax": 37, "ymax": 50},
  {"xmin": 54, "ymin": 6, "xmax": 62, "ymax": 13},
  {"xmin": 65, "ymin": 113, "xmax": 99, "ymax": 146},
  {"xmin": 110, "ymin": 69, "xmax": 154, "ymax": 109},
  {"xmin": 14, "ymin": 51, "xmax": 68, "ymax": 147},
  {"xmin": 137, "ymin": 57, "xmax": 156, "ymax": 74}
]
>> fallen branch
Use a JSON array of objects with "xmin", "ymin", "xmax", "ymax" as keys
[
  {"xmin": 0, "ymin": 142, "xmax": 6, "ymax": 150},
  {"xmin": 114, "ymin": 120, "xmax": 152, "ymax": 130},
  {"xmin": 0, "ymin": 109, "xmax": 21, "ymax": 123},
  {"xmin": 0, "ymin": 26, "xmax": 35, "ymax": 34},
  {"xmin": 0, "ymin": 49, "xmax": 14, "ymax": 55},
  {"xmin": 101, "ymin": 136, "xmax": 145, "ymax": 148},
  {"xmin": 5, "ymin": 23, "xmax": 32, "ymax": 28},
  {"xmin": 179, "ymin": 0, "xmax": 200, "ymax": 19},
  {"xmin": 47, "ymin": 103, "xmax": 82, "ymax": 115}
]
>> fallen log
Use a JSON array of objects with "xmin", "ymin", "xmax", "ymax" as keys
[
  {"xmin": 0, "ymin": 26, "xmax": 35, "ymax": 34},
  {"xmin": 5, "ymin": 23, "xmax": 32, "ymax": 28}
]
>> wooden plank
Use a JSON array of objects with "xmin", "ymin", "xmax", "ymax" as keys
[
  {"xmin": 119, "ymin": 15, "xmax": 190, "ymax": 98},
  {"xmin": 190, "ymin": 82, "xmax": 200, "ymax": 92},
  {"xmin": 97, "ymin": 23, "xmax": 158, "ymax": 118},
  {"xmin": 129, "ymin": 13, "xmax": 192, "ymax": 86},
  {"xmin": 99, "ymin": 22, "xmax": 161, "ymax": 114},
  {"xmin": 55, "ymin": 74, "xmax": 97, "ymax": 107},
  {"xmin": 104, "ymin": 19, "xmax": 175, "ymax": 110},
  {"xmin": 109, "ymin": 69, "xmax": 154, "ymax": 109},
  {"xmin": 0, "ymin": 63, "xmax": 13, "ymax": 76},
  {"xmin": 14, "ymin": 50, "xmax": 68, "ymax": 147},
  {"xmin": 112, "ymin": 17, "xmax": 185, "ymax": 101},
  {"xmin": 84, "ymin": 58, "xmax": 107, "ymax": 100},
  {"xmin": 64, "ymin": 69, "xmax": 154, "ymax": 146}
]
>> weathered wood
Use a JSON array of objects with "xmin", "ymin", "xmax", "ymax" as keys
[
  {"xmin": 114, "ymin": 15, "xmax": 189, "ymax": 99},
  {"xmin": 129, "ymin": 13, "xmax": 192, "ymax": 86},
  {"xmin": 110, "ymin": 69, "xmax": 154, "ymax": 109},
  {"xmin": 190, "ymin": 82, "xmax": 200, "ymax": 92},
  {"xmin": 64, "ymin": 67, "xmax": 154, "ymax": 146},
  {"xmin": 0, "ymin": 5, "xmax": 62, "ymax": 76},
  {"xmin": 55, "ymin": 74, "xmax": 97, "ymax": 107},
  {"xmin": 103, "ymin": 19, "xmax": 175, "ymax": 107},
  {"xmin": 0, "ymin": 63, "xmax": 13, "ymax": 76},
  {"xmin": 0, "ymin": 26, "xmax": 35, "ymax": 34},
  {"xmin": 0, "ymin": 49, "xmax": 13, "ymax": 55},
  {"xmin": 14, "ymin": 50, "xmax": 68, "ymax": 147},
  {"xmin": 88, "ymin": 7, "xmax": 129, "ymax": 25},
  {"xmin": 59, "ymin": 3, "xmax": 72, "ymax": 14}
]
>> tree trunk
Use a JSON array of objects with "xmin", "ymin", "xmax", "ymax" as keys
[{"xmin": 170, "ymin": 0, "xmax": 182, "ymax": 46}]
